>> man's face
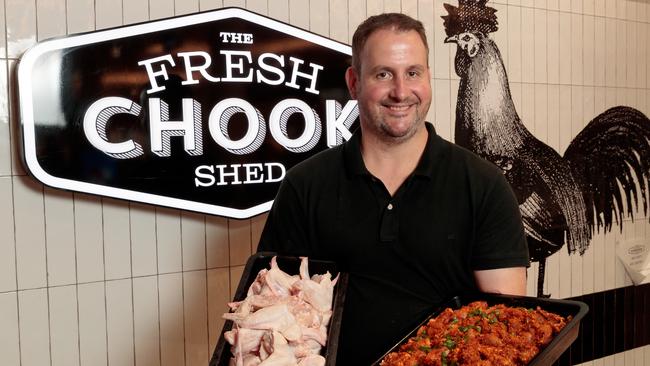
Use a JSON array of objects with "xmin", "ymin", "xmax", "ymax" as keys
[{"xmin": 346, "ymin": 28, "xmax": 431, "ymax": 143}]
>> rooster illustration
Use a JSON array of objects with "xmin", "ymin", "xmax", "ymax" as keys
[{"xmin": 442, "ymin": 0, "xmax": 650, "ymax": 297}]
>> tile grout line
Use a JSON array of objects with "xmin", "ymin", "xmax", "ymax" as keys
[
  {"xmin": 128, "ymin": 201, "xmax": 137, "ymax": 366},
  {"xmin": 0, "ymin": 267, "xmax": 239, "ymax": 295},
  {"xmin": 180, "ymin": 209, "xmax": 188, "ymax": 366},
  {"xmin": 72, "ymin": 193, "xmax": 82, "ymax": 366},
  {"xmin": 203, "ymin": 213, "xmax": 210, "ymax": 359}
]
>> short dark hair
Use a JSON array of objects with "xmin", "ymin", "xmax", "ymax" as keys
[{"xmin": 351, "ymin": 13, "xmax": 429, "ymax": 72}]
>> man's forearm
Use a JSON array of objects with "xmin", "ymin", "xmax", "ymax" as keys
[{"xmin": 474, "ymin": 267, "xmax": 527, "ymax": 296}]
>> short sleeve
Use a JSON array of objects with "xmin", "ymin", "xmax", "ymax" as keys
[
  {"xmin": 470, "ymin": 172, "xmax": 530, "ymax": 270},
  {"xmin": 256, "ymin": 175, "xmax": 311, "ymax": 257}
]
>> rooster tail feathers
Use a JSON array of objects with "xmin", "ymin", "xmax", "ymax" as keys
[{"xmin": 564, "ymin": 106, "xmax": 650, "ymax": 234}]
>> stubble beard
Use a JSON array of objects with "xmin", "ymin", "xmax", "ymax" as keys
[{"xmin": 362, "ymin": 103, "xmax": 427, "ymax": 145}]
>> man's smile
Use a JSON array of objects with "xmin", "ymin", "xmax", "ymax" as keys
[{"xmin": 383, "ymin": 103, "xmax": 416, "ymax": 114}]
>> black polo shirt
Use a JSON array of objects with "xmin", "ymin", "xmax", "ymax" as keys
[{"xmin": 258, "ymin": 123, "xmax": 529, "ymax": 365}]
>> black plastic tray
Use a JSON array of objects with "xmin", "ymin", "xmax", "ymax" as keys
[
  {"xmin": 209, "ymin": 252, "xmax": 348, "ymax": 366},
  {"xmin": 373, "ymin": 293, "xmax": 589, "ymax": 366}
]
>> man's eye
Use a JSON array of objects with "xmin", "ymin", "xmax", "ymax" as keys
[
  {"xmin": 408, "ymin": 71, "xmax": 420, "ymax": 78},
  {"xmin": 376, "ymin": 71, "xmax": 390, "ymax": 79}
]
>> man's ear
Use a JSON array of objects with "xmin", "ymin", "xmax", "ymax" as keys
[{"xmin": 344, "ymin": 66, "xmax": 358, "ymax": 99}]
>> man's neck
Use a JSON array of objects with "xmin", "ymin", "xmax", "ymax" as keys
[{"xmin": 360, "ymin": 125, "xmax": 428, "ymax": 196}]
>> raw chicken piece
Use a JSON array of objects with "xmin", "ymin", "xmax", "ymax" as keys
[
  {"xmin": 259, "ymin": 331, "xmax": 297, "ymax": 366},
  {"xmin": 228, "ymin": 298, "xmax": 254, "ymax": 317},
  {"xmin": 224, "ymin": 328, "xmax": 266, "ymax": 354},
  {"xmin": 223, "ymin": 256, "xmax": 338, "ymax": 366},
  {"xmin": 223, "ymin": 303, "xmax": 302, "ymax": 342},
  {"xmin": 292, "ymin": 257, "xmax": 338, "ymax": 312},
  {"xmin": 228, "ymin": 353, "xmax": 262, "ymax": 366},
  {"xmin": 287, "ymin": 297, "xmax": 321, "ymax": 328},
  {"xmin": 290, "ymin": 339, "xmax": 322, "ymax": 358},
  {"xmin": 300, "ymin": 325, "xmax": 328, "ymax": 347},
  {"xmin": 234, "ymin": 293, "xmax": 323, "ymax": 330},
  {"xmin": 229, "ymin": 294, "xmax": 284, "ymax": 313},
  {"xmin": 319, "ymin": 310, "xmax": 332, "ymax": 327},
  {"xmin": 247, "ymin": 269, "xmax": 269, "ymax": 296},
  {"xmin": 264, "ymin": 257, "xmax": 299, "ymax": 297},
  {"xmin": 297, "ymin": 355, "xmax": 326, "ymax": 366}
]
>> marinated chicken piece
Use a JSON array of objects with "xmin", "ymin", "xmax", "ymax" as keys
[{"xmin": 380, "ymin": 301, "xmax": 569, "ymax": 366}]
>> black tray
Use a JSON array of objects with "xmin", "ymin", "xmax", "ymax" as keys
[
  {"xmin": 372, "ymin": 293, "xmax": 589, "ymax": 366},
  {"xmin": 209, "ymin": 252, "xmax": 348, "ymax": 366}
]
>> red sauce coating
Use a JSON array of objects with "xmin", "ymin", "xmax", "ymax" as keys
[{"xmin": 380, "ymin": 301, "xmax": 570, "ymax": 366}]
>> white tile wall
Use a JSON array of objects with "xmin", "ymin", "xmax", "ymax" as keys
[
  {"xmin": 78, "ymin": 282, "xmax": 108, "ymax": 366},
  {"xmin": 124, "ymin": 0, "xmax": 149, "ymax": 24},
  {"xmin": 13, "ymin": 175, "xmax": 46, "ymax": 290},
  {"xmin": 0, "ymin": 177, "xmax": 16, "ymax": 293},
  {"xmin": 74, "ymin": 194, "xmax": 105, "ymax": 283},
  {"xmin": 207, "ymin": 268, "xmax": 229, "ymax": 350},
  {"xmin": 156, "ymin": 208, "xmax": 183, "ymax": 274},
  {"xmin": 130, "ymin": 203, "xmax": 158, "ymax": 277},
  {"xmin": 176, "ymin": 0, "xmax": 199, "ymax": 16},
  {"xmin": 310, "ymin": 0, "xmax": 329, "ymax": 35},
  {"xmin": 0, "ymin": 293, "xmax": 20, "ymax": 365},
  {"xmin": 150, "ymin": 0, "xmax": 175, "ymax": 20},
  {"xmin": 432, "ymin": 0, "xmax": 449, "ymax": 79},
  {"xmin": 1, "ymin": 1, "xmax": 649, "ymax": 365},
  {"xmin": 104, "ymin": 199, "xmax": 133, "ymax": 280},
  {"xmin": 158, "ymin": 273, "xmax": 184, "ymax": 366},
  {"xmin": 44, "ymin": 188, "xmax": 77, "ymax": 287},
  {"xmin": 49, "ymin": 285, "xmax": 80, "ymax": 366},
  {"xmin": 182, "ymin": 212, "xmax": 207, "ymax": 271},
  {"xmin": 106, "ymin": 279, "xmax": 135, "ymax": 366},
  {"xmin": 133, "ymin": 276, "xmax": 161, "ymax": 366},
  {"xmin": 96, "ymin": 0, "xmax": 123, "ymax": 29},
  {"xmin": 228, "ymin": 218, "xmax": 252, "ymax": 266},
  {"xmin": 0, "ymin": 60, "xmax": 9, "ymax": 176},
  {"xmin": 6, "ymin": 0, "xmax": 36, "ymax": 59},
  {"xmin": 18, "ymin": 289, "xmax": 50, "ymax": 366},
  {"xmin": 183, "ymin": 271, "xmax": 209, "ymax": 366},
  {"xmin": 206, "ymin": 215, "xmax": 229, "ymax": 268}
]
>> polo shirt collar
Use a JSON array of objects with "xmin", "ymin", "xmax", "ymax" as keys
[{"xmin": 343, "ymin": 122, "xmax": 442, "ymax": 179}]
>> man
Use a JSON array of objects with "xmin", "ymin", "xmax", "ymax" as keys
[{"xmin": 257, "ymin": 13, "xmax": 529, "ymax": 364}]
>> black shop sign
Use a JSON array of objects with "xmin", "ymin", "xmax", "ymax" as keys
[{"xmin": 17, "ymin": 7, "xmax": 357, "ymax": 219}]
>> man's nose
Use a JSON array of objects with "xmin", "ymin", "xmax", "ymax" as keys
[{"xmin": 389, "ymin": 76, "xmax": 408, "ymax": 100}]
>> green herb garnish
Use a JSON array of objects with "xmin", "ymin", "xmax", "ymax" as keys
[
  {"xmin": 469, "ymin": 308, "xmax": 487, "ymax": 317},
  {"xmin": 443, "ymin": 336, "xmax": 456, "ymax": 349}
]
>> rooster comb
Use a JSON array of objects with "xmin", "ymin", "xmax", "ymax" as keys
[{"xmin": 442, "ymin": 0, "xmax": 499, "ymax": 37}]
